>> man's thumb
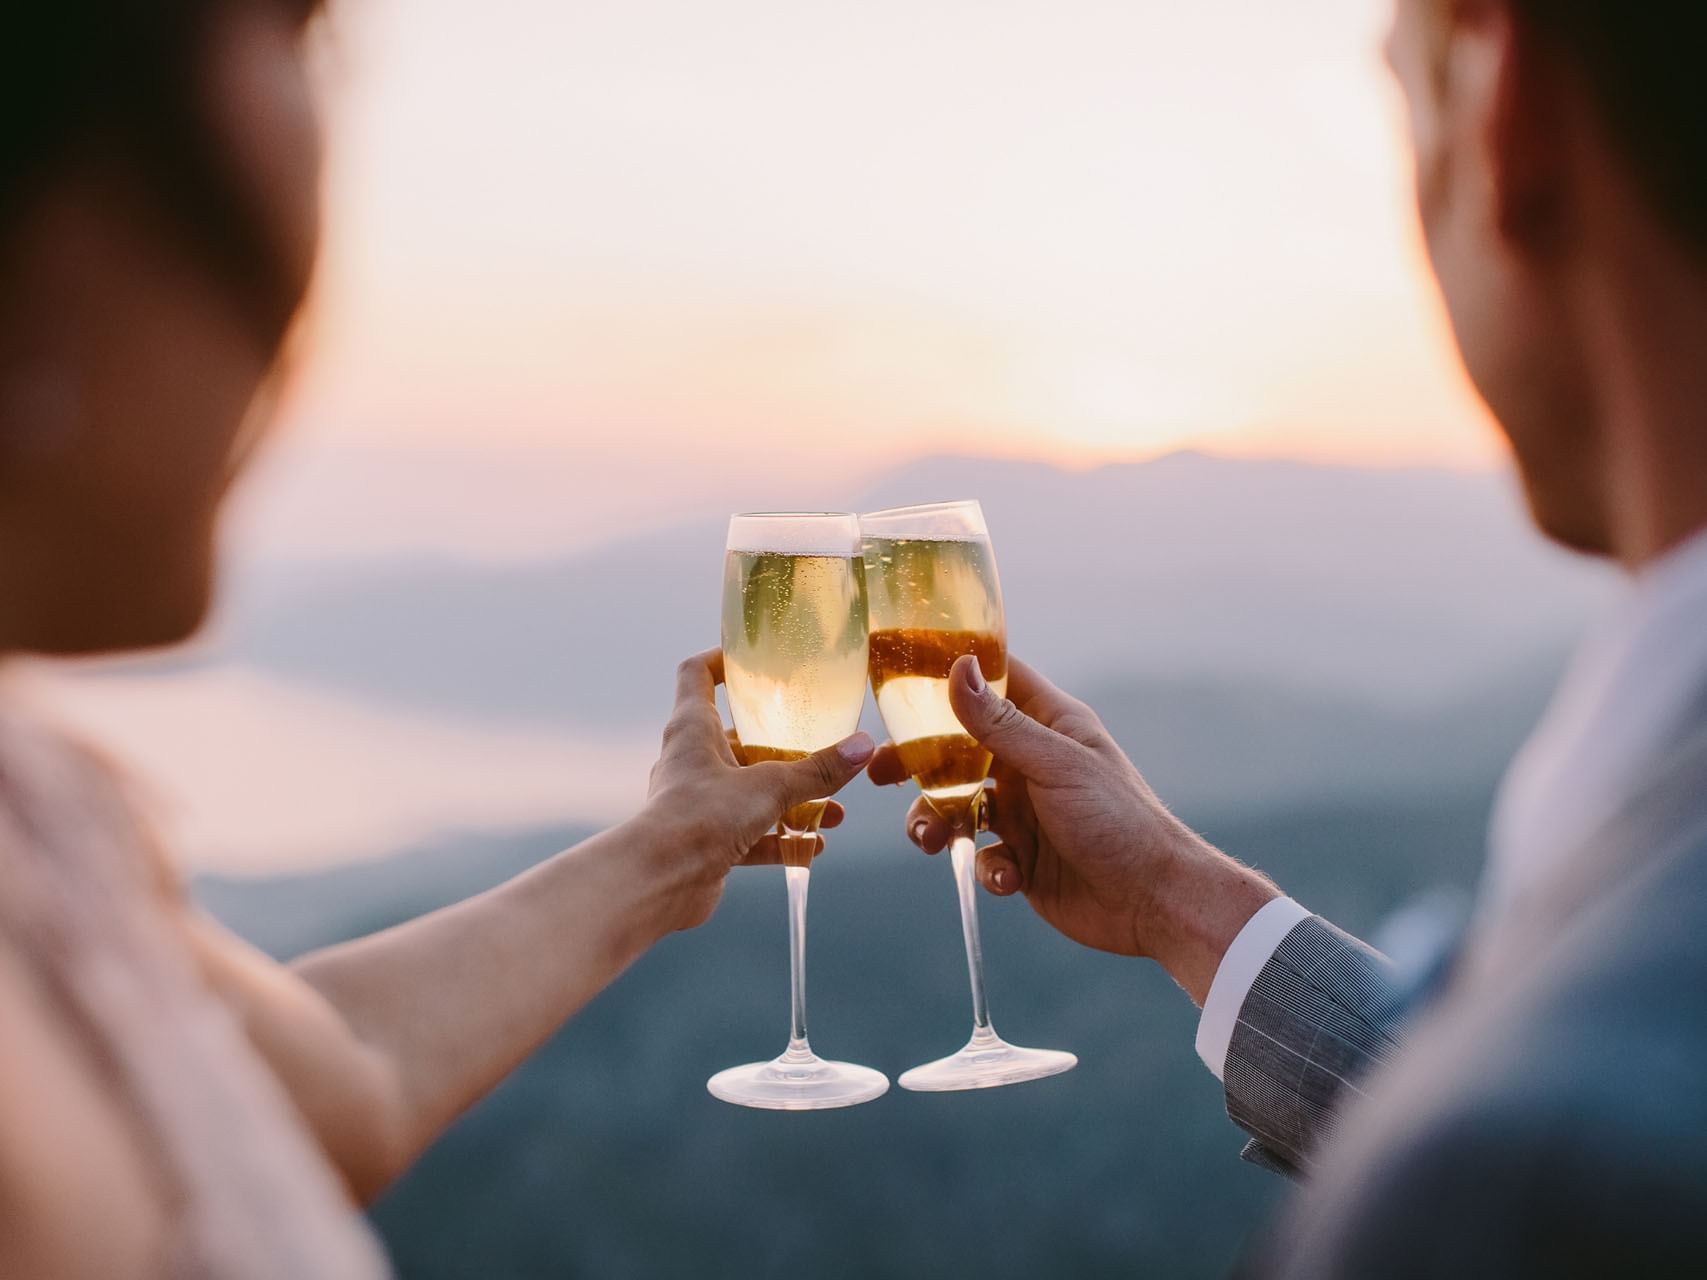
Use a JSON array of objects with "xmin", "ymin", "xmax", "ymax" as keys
[
  {"xmin": 948, "ymin": 655, "xmax": 1075, "ymax": 782},
  {"xmin": 767, "ymin": 732, "xmax": 876, "ymax": 810}
]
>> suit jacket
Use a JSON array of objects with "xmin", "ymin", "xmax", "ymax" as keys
[{"xmin": 1226, "ymin": 708, "xmax": 1707, "ymax": 1277}]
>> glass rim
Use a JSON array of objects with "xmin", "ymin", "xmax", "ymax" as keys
[
  {"xmin": 726, "ymin": 511, "xmax": 861, "ymax": 555},
  {"xmin": 729, "ymin": 510, "xmax": 859, "ymax": 520},
  {"xmin": 859, "ymin": 499, "xmax": 982, "ymax": 521}
]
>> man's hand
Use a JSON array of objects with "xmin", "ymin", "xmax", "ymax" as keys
[
  {"xmin": 869, "ymin": 654, "xmax": 1278, "ymax": 1003},
  {"xmin": 643, "ymin": 649, "xmax": 874, "ymax": 929}
]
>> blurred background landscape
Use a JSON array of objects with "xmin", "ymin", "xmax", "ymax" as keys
[{"xmin": 15, "ymin": 0, "xmax": 1617, "ymax": 1275}]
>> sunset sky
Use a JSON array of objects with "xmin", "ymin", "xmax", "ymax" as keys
[
  {"xmin": 276, "ymin": 0, "xmax": 1500, "ymax": 514},
  {"xmin": 35, "ymin": 0, "xmax": 1533, "ymax": 873}
]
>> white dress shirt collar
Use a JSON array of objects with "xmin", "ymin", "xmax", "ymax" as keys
[{"xmin": 1484, "ymin": 524, "xmax": 1707, "ymax": 923}]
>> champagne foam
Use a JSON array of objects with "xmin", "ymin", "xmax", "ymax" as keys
[{"xmin": 726, "ymin": 514, "xmax": 861, "ymax": 556}]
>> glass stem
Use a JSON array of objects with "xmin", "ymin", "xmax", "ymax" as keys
[
  {"xmin": 950, "ymin": 834, "xmax": 997, "ymax": 1039},
  {"xmin": 783, "ymin": 859, "xmax": 813, "ymax": 1060}
]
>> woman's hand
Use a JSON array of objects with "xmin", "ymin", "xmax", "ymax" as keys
[
  {"xmin": 642, "ymin": 649, "xmax": 874, "ymax": 930},
  {"xmin": 868, "ymin": 655, "xmax": 1276, "ymax": 1002}
]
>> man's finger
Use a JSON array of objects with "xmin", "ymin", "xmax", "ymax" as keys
[
  {"xmin": 741, "ymin": 833, "xmax": 825, "ymax": 866},
  {"xmin": 976, "ymin": 844, "xmax": 1024, "ymax": 896},
  {"xmin": 985, "ymin": 766, "xmax": 1036, "ymax": 848},
  {"xmin": 905, "ymin": 796, "xmax": 951, "ymax": 854},
  {"xmin": 757, "ymin": 733, "xmax": 876, "ymax": 811},
  {"xmin": 821, "ymin": 801, "xmax": 845, "ymax": 830},
  {"xmin": 985, "ymin": 810, "xmax": 1038, "ymax": 875},
  {"xmin": 1005, "ymin": 656, "xmax": 1111, "ymax": 749},
  {"xmin": 1004, "ymin": 656, "xmax": 1089, "ymax": 723},
  {"xmin": 947, "ymin": 655, "xmax": 1083, "ymax": 785},
  {"xmin": 866, "ymin": 742, "xmax": 911, "ymax": 787}
]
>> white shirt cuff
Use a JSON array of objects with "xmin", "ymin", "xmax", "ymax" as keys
[{"xmin": 1194, "ymin": 896, "xmax": 1312, "ymax": 1082}]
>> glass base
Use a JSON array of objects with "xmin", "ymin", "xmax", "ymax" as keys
[
  {"xmin": 707, "ymin": 1049, "xmax": 890, "ymax": 1111},
  {"xmin": 898, "ymin": 1029, "xmax": 1077, "ymax": 1092}
]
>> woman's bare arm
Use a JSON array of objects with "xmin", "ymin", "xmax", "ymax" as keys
[
  {"xmin": 183, "ymin": 653, "xmax": 874, "ymax": 1201},
  {"xmin": 184, "ymin": 814, "xmax": 692, "ymax": 1199}
]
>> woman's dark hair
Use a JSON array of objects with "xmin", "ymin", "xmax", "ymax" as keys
[{"xmin": 1, "ymin": 0, "xmax": 322, "ymax": 343}]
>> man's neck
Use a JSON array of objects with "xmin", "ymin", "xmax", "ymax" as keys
[{"xmin": 1577, "ymin": 210, "xmax": 1707, "ymax": 569}]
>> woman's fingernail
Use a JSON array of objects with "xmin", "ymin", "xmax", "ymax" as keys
[
  {"xmin": 965, "ymin": 661, "xmax": 987, "ymax": 695},
  {"xmin": 838, "ymin": 732, "xmax": 875, "ymax": 765},
  {"xmin": 911, "ymin": 819, "xmax": 930, "ymax": 844},
  {"xmin": 992, "ymin": 867, "xmax": 1011, "ymax": 893}
]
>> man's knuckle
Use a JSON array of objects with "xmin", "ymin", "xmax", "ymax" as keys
[
  {"xmin": 987, "ymin": 697, "xmax": 1025, "ymax": 733},
  {"xmin": 759, "ymin": 766, "xmax": 792, "ymax": 805}
]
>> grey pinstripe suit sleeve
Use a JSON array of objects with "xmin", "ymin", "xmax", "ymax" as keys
[{"xmin": 1222, "ymin": 916, "xmax": 1402, "ymax": 1177}]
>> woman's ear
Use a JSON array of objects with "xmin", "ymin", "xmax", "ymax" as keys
[{"xmin": 200, "ymin": 3, "xmax": 324, "ymax": 326}]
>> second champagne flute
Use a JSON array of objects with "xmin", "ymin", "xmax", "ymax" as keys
[
  {"xmin": 861, "ymin": 500, "xmax": 1077, "ymax": 1091},
  {"xmin": 708, "ymin": 513, "xmax": 889, "ymax": 1110}
]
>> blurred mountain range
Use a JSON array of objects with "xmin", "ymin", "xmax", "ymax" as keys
[{"xmin": 179, "ymin": 451, "xmax": 1608, "ymax": 734}]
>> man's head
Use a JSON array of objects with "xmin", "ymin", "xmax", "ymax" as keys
[{"xmin": 1386, "ymin": 0, "xmax": 1707, "ymax": 556}]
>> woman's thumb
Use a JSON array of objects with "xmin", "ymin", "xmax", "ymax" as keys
[{"xmin": 766, "ymin": 732, "xmax": 876, "ymax": 810}]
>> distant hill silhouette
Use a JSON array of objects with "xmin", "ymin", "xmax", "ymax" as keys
[
  {"xmin": 1083, "ymin": 649, "xmax": 1563, "ymax": 824},
  {"xmin": 158, "ymin": 453, "xmax": 1605, "ymax": 738}
]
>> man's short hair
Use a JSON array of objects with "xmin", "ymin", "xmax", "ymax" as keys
[{"xmin": 1510, "ymin": 2, "xmax": 1707, "ymax": 252}]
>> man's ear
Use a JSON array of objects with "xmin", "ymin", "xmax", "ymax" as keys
[{"xmin": 1475, "ymin": 4, "xmax": 1570, "ymax": 251}]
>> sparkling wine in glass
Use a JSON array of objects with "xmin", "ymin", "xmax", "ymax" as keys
[
  {"xmin": 861, "ymin": 500, "xmax": 1077, "ymax": 1091},
  {"xmin": 707, "ymin": 513, "xmax": 890, "ymax": 1110}
]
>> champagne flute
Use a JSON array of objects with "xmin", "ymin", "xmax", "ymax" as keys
[
  {"xmin": 708, "ymin": 513, "xmax": 890, "ymax": 1110},
  {"xmin": 861, "ymin": 500, "xmax": 1077, "ymax": 1091}
]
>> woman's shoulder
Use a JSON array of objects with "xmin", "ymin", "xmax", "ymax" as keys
[
  {"xmin": 0, "ymin": 699, "xmax": 182, "ymax": 901},
  {"xmin": 0, "ymin": 697, "xmax": 133, "ymax": 799}
]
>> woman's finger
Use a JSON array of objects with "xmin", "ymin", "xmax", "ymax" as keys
[
  {"xmin": 906, "ymin": 796, "xmax": 951, "ymax": 854},
  {"xmin": 866, "ymin": 743, "xmax": 911, "ymax": 787},
  {"xmin": 676, "ymin": 648, "xmax": 725, "ymax": 698},
  {"xmin": 976, "ymin": 844, "xmax": 1024, "ymax": 896},
  {"xmin": 661, "ymin": 651, "xmax": 731, "ymax": 755},
  {"xmin": 821, "ymin": 801, "xmax": 845, "ymax": 830},
  {"xmin": 672, "ymin": 650, "xmax": 724, "ymax": 718},
  {"xmin": 740, "ymin": 833, "xmax": 824, "ymax": 866}
]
